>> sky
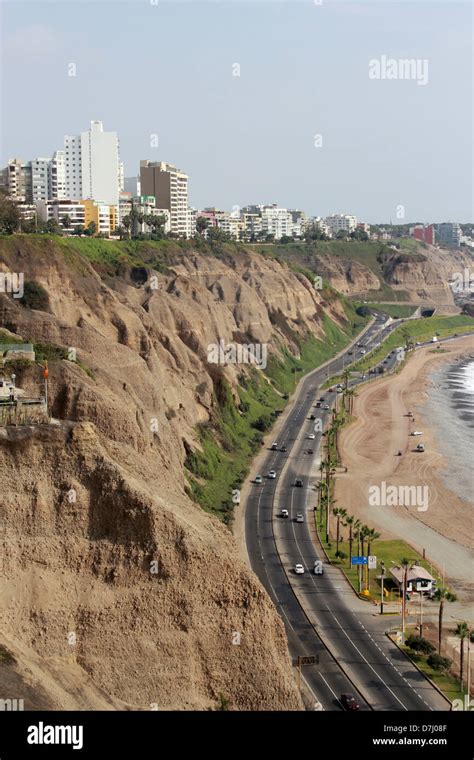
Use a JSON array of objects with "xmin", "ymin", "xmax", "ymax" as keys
[{"xmin": 0, "ymin": 0, "xmax": 472, "ymax": 223}]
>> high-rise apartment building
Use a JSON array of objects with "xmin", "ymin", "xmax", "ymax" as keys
[
  {"xmin": 65, "ymin": 120, "xmax": 120, "ymax": 205},
  {"xmin": 140, "ymin": 160, "xmax": 189, "ymax": 237},
  {"xmin": 1, "ymin": 158, "xmax": 31, "ymax": 201},
  {"xmin": 437, "ymin": 222, "xmax": 461, "ymax": 248},
  {"xmin": 30, "ymin": 158, "xmax": 50, "ymax": 202},
  {"xmin": 48, "ymin": 150, "xmax": 66, "ymax": 200}
]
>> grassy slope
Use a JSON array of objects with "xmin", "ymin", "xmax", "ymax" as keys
[
  {"xmin": 353, "ymin": 302, "xmax": 417, "ymax": 319},
  {"xmin": 185, "ymin": 303, "xmax": 369, "ymax": 521}
]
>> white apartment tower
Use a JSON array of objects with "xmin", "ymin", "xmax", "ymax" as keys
[
  {"xmin": 64, "ymin": 120, "xmax": 120, "ymax": 205},
  {"xmin": 48, "ymin": 150, "xmax": 66, "ymax": 200}
]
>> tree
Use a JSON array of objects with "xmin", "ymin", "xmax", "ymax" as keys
[
  {"xmin": 455, "ymin": 622, "xmax": 469, "ymax": 688},
  {"xmin": 336, "ymin": 229, "xmax": 348, "ymax": 240},
  {"xmin": 333, "ymin": 507, "xmax": 347, "ymax": 555},
  {"xmin": 196, "ymin": 216, "xmax": 209, "ymax": 236},
  {"xmin": 61, "ymin": 214, "xmax": 72, "ymax": 231},
  {"xmin": 73, "ymin": 224, "xmax": 85, "ymax": 237},
  {"xmin": 345, "ymin": 515, "xmax": 360, "ymax": 567},
  {"xmin": 0, "ymin": 193, "xmax": 21, "ymax": 234},
  {"xmin": 147, "ymin": 213, "xmax": 166, "ymax": 238},
  {"xmin": 405, "ymin": 635, "xmax": 435, "ymax": 654},
  {"xmin": 427, "ymin": 654, "xmax": 452, "ymax": 673},
  {"xmin": 367, "ymin": 528, "xmax": 381, "ymax": 557},
  {"xmin": 85, "ymin": 221, "xmax": 97, "ymax": 237},
  {"xmin": 45, "ymin": 218, "xmax": 62, "ymax": 235},
  {"xmin": 121, "ymin": 215, "xmax": 131, "ymax": 239},
  {"xmin": 433, "ymin": 587, "xmax": 457, "ymax": 654}
]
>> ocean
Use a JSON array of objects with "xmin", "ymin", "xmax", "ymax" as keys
[{"xmin": 424, "ymin": 355, "xmax": 474, "ymax": 504}]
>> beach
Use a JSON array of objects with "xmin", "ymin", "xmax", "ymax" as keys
[{"xmin": 334, "ymin": 336, "xmax": 474, "ymax": 604}]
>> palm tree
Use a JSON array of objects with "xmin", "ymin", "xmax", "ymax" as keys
[
  {"xmin": 367, "ymin": 528, "xmax": 381, "ymax": 557},
  {"xmin": 61, "ymin": 214, "xmax": 72, "ymax": 231},
  {"xmin": 455, "ymin": 622, "xmax": 469, "ymax": 689},
  {"xmin": 359, "ymin": 524, "xmax": 370, "ymax": 557},
  {"xmin": 433, "ymin": 587, "xmax": 457, "ymax": 654},
  {"xmin": 333, "ymin": 507, "xmax": 347, "ymax": 555},
  {"xmin": 345, "ymin": 516, "xmax": 360, "ymax": 567}
]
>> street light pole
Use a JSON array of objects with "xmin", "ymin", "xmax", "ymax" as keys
[
  {"xmin": 380, "ymin": 561, "xmax": 385, "ymax": 615},
  {"xmin": 467, "ymin": 629, "xmax": 471, "ymax": 701},
  {"xmin": 419, "ymin": 591, "xmax": 424, "ymax": 639}
]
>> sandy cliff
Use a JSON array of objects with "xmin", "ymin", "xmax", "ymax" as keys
[{"xmin": 0, "ymin": 237, "xmax": 354, "ymax": 710}]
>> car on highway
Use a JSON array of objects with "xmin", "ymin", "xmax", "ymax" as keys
[
  {"xmin": 313, "ymin": 700, "xmax": 324, "ymax": 711},
  {"xmin": 268, "ymin": 470, "xmax": 276, "ymax": 479},
  {"xmin": 308, "ymin": 433, "xmax": 316, "ymax": 440},
  {"xmin": 294, "ymin": 563, "xmax": 305, "ymax": 575},
  {"xmin": 280, "ymin": 445, "xmax": 288, "ymax": 452},
  {"xmin": 294, "ymin": 478, "xmax": 303, "ymax": 488},
  {"xmin": 315, "ymin": 401, "xmax": 321, "ymax": 408},
  {"xmin": 319, "ymin": 396, "xmax": 325, "ymax": 402},
  {"xmin": 279, "ymin": 508, "xmax": 289, "ymax": 518},
  {"xmin": 340, "ymin": 693, "xmax": 360, "ymax": 711},
  {"xmin": 254, "ymin": 475, "xmax": 263, "ymax": 484},
  {"xmin": 295, "ymin": 513, "xmax": 304, "ymax": 523},
  {"xmin": 411, "ymin": 431, "xmax": 423, "ymax": 436},
  {"xmin": 309, "ymin": 413, "xmax": 316, "ymax": 420},
  {"xmin": 271, "ymin": 442, "xmax": 278, "ymax": 450},
  {"xmin": 323, "ymin": 404, "xmax": 330, "ymax": 410},
  {"xmin": 360, "ymin": 349, "xmax": 366, "ymax": 355},
  {"xmin": 306, "ymin": 448, "xmax": 314, "ymax": 454}
]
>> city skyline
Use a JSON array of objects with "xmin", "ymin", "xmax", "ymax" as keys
[{"xmin": 1, "ymin": 1, "xmax": 472, "ymax": 223}]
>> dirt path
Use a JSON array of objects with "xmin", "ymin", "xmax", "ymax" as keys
[{"xmin": 335, "ymin": 337, "xmax": 474, "ymax": 604}]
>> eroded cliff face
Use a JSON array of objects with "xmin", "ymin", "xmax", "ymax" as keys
[
  {"xmin": 280, "ymin": 243, "xmax": 471, "ymax": 307},
  {"xmin": 0, "ymin": 237, "xmax": 355, "ymax": 710}
]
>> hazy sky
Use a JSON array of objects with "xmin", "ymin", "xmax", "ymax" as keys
[{"xmin": 1, "ymin": 0, "xmax": 472, "ymax": 222}]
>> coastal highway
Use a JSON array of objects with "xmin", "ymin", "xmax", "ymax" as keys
[{"xmin": 245, "ymin": 315, "xmax": 454, "ymax": 711}]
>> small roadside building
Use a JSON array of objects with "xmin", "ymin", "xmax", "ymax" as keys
[{"xmin": 390, "ymin": 564, "xmax": 436, "ymax": 594}]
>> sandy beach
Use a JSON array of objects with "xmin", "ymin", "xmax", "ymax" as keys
[{"xmin": 334, "ymin": 336, "xmax": 474, "ymax": 603}]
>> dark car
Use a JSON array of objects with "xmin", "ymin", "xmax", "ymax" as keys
[
  {"xmin": 315, "ymin": 402, "xmax": 321, "ymax": 408},
  {"xmin": 280, "ymin": 445, "xmax": 288, "ymax": 453},
  {"xmin": 341, "ymin": 693, "xmax": 360, "ymax": 711},
  {"xmin": 294, "ymin": 478, "xmax": 303, "ymax": 488},
  {"xmin": 310, "ymin": 414, "xmax": 316, "ymax": 420}
]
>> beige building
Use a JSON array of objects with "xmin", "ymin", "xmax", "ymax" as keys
[{"xmin": 140, "ymin": 160, "xmax": 188, "ymax": 237}]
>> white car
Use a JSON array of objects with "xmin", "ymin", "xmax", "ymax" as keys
[
  {"xmin": 296, "ymin": 513, "xmax": 304, "ymax": 523},
  {"xmin": 308, "ymin": 433, "xmax": 316, "ymax": 440},
  {"xmin": 279, "ymin": 508, "xmax": 289, "ymax": 518},
  {"xmin": 360, "ymin": 349, "xmax": 366, "ymax": 355},
  {"xmin": 411, "ymin": 431, "xmax": 423, "ymax": 436},
  {"xmin": 268, "ymin": 470, "xmax": 276, "ymax": 479},
  {"xmin": 294, "ymin": 564, "xmax": 305, "ymax": 575},
  {"xmin": 313, "ymin": 700, "xmax": 324, "ymax": 712},
  {"xmin": 254, "ymin": 475, "xmax": 263, "ymax": 484}
]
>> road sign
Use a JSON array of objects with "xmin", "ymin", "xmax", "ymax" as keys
[
  {"xmin": 368, "ymin": 555, "xmax": 377, "ymax": 570},
  {"xmin": 351, "ymin": 556, "xmax": 368, "ymax": 565}
]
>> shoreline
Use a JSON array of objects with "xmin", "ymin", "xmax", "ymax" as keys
[{"xmin": 334, "ymin": 336, "xmax": 474, "ymax": 604}]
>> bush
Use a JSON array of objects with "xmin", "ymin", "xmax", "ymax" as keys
[
  {"xmin": 406, "ymin": 635, "xmax": 435, "ymax": 654},
  {"xmin": 19, "ymin": 281, "xmax": 50, "ymax": 311},
  {"xmin": 427, "ymin": 654, "xmax": 452, "ymax": 672},
  {"xmin": 335, "ymin": 550, "xmax": 347, "ymax": 559}
]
